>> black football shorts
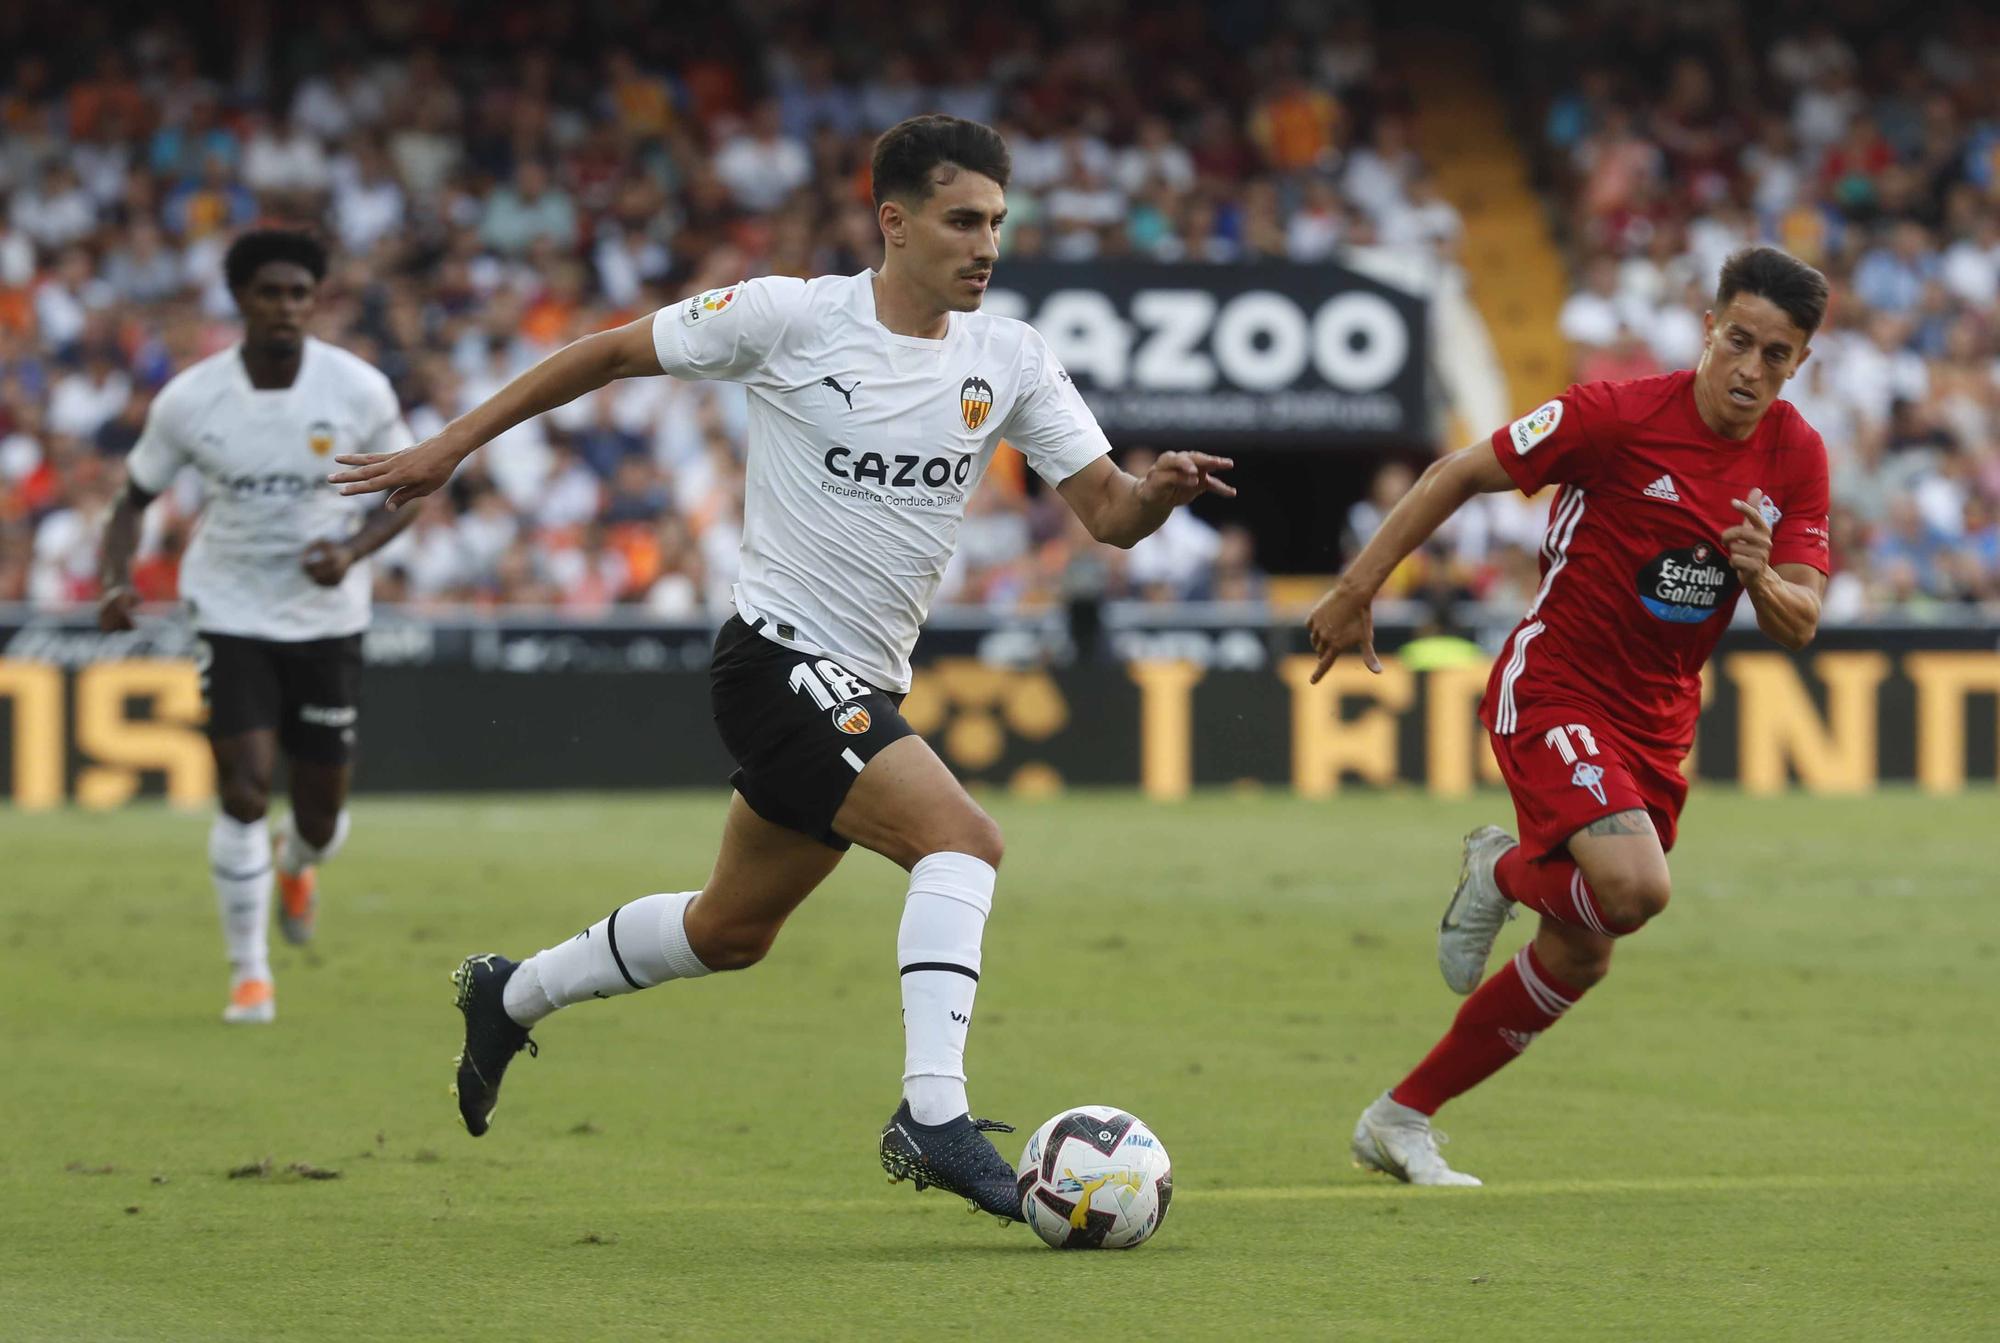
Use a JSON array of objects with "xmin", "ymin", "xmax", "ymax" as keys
[
  {"xmin": 197, "ymin": 631, "xmax": 362, "ymax": 766},
  {"xmin": 709, "ymin": 615, "xmax": 915, "ymax": 850}
]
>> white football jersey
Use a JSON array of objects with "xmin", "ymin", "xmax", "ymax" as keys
[
  {"xmin": 126, "ymin": 337, "xmax": 412, "ymax": 641},
  {"xmin": 652, "ymin": 270, "xmax": 1110, "ymax": 691}
]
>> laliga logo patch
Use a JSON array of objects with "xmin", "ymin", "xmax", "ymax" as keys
[
  {"xmin": 831, "ymin": 702, "xmax": 872, "ymax": 735},
  {"xmin": 960, "ymin": 375, "xmax": 993, "ymax": 432},
  {"xmin": 1510, "ymin": 399, "xmax": 1563, "ymax": 455},
  {"xmin": 307, "ymin": 419, "xmax": 336, "ymax": 456},
  {"xmin": 682, "ymin": 284, "xmax": 740, "ymax": 326}
]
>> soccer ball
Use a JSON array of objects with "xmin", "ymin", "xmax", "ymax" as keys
[{"xmin": 1015, "ymin": 1105, "xmax": 1173, "ymax": 1249}]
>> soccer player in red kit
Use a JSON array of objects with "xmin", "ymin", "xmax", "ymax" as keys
[{"xmin": 1306, "ymin": 246, "xmax": 1833, "ymax": 1185}]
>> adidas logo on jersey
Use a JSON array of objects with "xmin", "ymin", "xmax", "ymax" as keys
[{"xmin": 1643, "ymin": 474, "xmax": 1680, "ymax": 503}]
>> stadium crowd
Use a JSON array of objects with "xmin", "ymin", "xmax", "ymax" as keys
[
  {"xmin": 1518, "ymin": 0, "xmax": 2000, "ymax": 618},
  {"xmin": 0, "ymin": 2, "xmax": 1995, "ymax": 622}
]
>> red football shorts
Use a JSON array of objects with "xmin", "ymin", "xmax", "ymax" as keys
[{"xmin": 1489, "ymin": 711, "xmax": 1688, "ymax": 860}]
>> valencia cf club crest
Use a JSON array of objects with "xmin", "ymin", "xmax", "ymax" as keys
[
  {"xmin": 307, "ymin": 420, "xmax": 335, "ymax": 456},
  {"xmin": 960, "ymin": 375, "xmax": 993, "ymax": 432},
  {"xmin": 831, "ymin": 702, "xmax": 872, "ymax": 735}
]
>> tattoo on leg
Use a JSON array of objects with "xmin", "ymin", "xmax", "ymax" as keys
[{"xmin": 1584, "ymin": 810, "xmax": 1654, "ymax": 837}]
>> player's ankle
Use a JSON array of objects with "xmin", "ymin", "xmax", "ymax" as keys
[{"xmin": 904, "ymin": 1076, "xmax": 969, "ymax": 1126}]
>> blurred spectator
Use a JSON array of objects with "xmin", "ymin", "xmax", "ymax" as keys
[
  {"xmin": 714, "ymin": 101, "xmax": 811, "ymax": 213},
  {"xmin": 0, "ymin": 1, "xmax": 1987, "ymax": 624},
  {"xmin": 1524, "ymin": 2, "xmax": 2000, "ymax": 618},
  {"xmin": 1120, "ymin": 448, "xmax": 1222, "ymax": 600},
  {"xmin": 480, "ymin": 161, "xmax": 578, "ymax": 256}
]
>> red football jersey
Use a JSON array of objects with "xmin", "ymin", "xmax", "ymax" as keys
[{"xmin": 1479, "ymin": 371, "xmax": 1831, "ymax": 758}]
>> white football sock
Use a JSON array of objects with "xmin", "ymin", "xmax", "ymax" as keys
[
  {"xmin": 502, "ymin": 891, "xmax": 710, "ymax": 1027},
  {"xmin": 278, "ymin": 808, "xmax": 350, "ymax": 875},
  {"xmin": 899, "ymin": 852, "xmax": 996, "ymax": 1125},
  {"xmin": 209, "ymin": 813, "xmax": 272, "ymax": 982}
]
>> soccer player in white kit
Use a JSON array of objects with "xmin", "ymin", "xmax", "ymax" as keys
[
  {"xmin": 330, "ymin": 115, "xmax": 1233, "ymax": 1221},
  {"xmin": 98, "ymin": 230, "xmax": 416, "ymax": 1023}
]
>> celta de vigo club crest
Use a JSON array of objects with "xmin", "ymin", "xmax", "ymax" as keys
[{"xmin": 960, "ymin": 375, "xmax": 993, "ymax": 432}]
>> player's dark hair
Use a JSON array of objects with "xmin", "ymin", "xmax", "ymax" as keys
[
  {"xmin": 224, "ymin": 228, "xmax": 328, "ymax": 292},
  {"xmin": 871, "ymin": 115, "xmax": 1011, "ymax": 210},
  {"xmin": 1715, "ymin": 246, "xmax": 1829, "ymax": 336}
]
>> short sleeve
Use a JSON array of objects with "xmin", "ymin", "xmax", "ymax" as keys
[
  {"xmin": 1769, "ymin": 422, "xmax": 1831, "ymax": 574},
  {"xmin": 1488, "ymin": 382, "xmax": 1616, "ymax": 495},
  {"xmin": 124, "ymin": 385, "xmax": 188, "ymax": 494},
  {"xmin": 650, "ymin": 276, "xmax": 808, "ymax": 383},
  {"xmin": 997, "ymin": 327, "xmax": 1112, "ymax": 486}
]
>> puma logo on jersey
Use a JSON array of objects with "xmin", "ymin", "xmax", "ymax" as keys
[
  {"xmin": 1643, "ymin": 474, "xmax": 1680, "ymax": 502},
  {"xmin": 821, "ymin": 375, "xmax": 858, "ymax": 409}
]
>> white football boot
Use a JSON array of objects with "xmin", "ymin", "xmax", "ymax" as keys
[
  {"xmin": 222, "ymin": 976, "xmax": 275, "ymax": 1024},
  {"xmin": 1351, "ymin": 1092, "xmax": 1481, "ymax": 1187},
  {"xmin": 1438, "ymin": 825, "xmax": 1518, "ymax": 995}
]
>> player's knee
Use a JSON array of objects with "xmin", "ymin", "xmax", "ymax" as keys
[
  {"xmin": 218, "ymin": 778, "xmax": 269, "ymax": 823},
  {"xmin": 294, "ymin": 808, "xmax": 340, "ymax": 848},
  {"xmin": 887, "ymin": 807, "xmax": 1003, "ymax": 871},
  {"xmin": 939, "ymin": 810, "xmax": 1004, "ymax": 870},
  {"xmin": 1595, "ymin": 867, "xmax": 1671, "ymax": 931}
]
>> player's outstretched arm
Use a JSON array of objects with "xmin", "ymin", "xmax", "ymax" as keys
[
  {"xmin": 95, "ymin": 482, "xmax": 158, "ymax": 631},
  {"xmin": 1305, "ymin": 440, "xmax": 1513, "ymax": 682},
  {"xmin": 1723, "ymin": 488, "xmax": 1825, "ymax": 650},
  {"xmin": 1054, "ymin": 451, "xmax": 1236, "ymax": 550},
  {"xmin": 328, "ymin": 315, "xmax": 664, "ymax": 509}
]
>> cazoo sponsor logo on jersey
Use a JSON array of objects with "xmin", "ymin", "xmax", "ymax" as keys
[
  {"xmin": 822, "ymin": 446, "xmax": 975, "ymax": 492},
  {"xmin": 218, "ymin": 471, "xmax": 337, "ymax": 498}
]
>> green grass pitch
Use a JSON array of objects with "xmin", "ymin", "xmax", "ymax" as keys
[{"xmin": 2, "ymin": 789, "xmax": 1994, "ymax": 1340}]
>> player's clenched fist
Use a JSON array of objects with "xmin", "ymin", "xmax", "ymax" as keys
[
  {"xmin": 329, "ymin": 435, "xmax": 465, "ymax": 510},
  {"xmin": 1305, "ymin": 578, "xmax": 1383, "ymax": 682},
  {"xmin": 97, "ymin": 584, "xmax": 139, "ymax": 632},
  {"xmin": 301, "ymin": 539, "xmax": 356, "ymax": 587},
  {"xmin": 1723, "ymin": 486, "xmax": 1775, "ymax": 587}
]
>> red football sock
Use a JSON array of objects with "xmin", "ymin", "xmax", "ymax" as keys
[
  {"xmin": 1390, "ymin": 944, "xmax": 1585, "ymax": 1115},
  {"xmin": 1495, "ymin": 845, "xmax": 1630, "ymax": 936}
]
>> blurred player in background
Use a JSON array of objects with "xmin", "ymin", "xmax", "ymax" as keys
[
  {"xmin": 98, "ymin": 229, "xmax": 415, "ymax": 1023},
  {"xmin": 330, "ymin": 115, "xmax": 1232, "ymax": 1222},
  {"xmin": 1307, "ymin": 246, "xmax": 1832, "ymax": 1184}
]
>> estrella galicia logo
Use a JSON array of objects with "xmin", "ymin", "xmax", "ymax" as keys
[
  {"xmin": 1637, "ymin": 543, "xmax": 1736, "ymax": 622},
  {"xmin": 960, "ymin": 375, "xmax": 993, "ymax": 431}
]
